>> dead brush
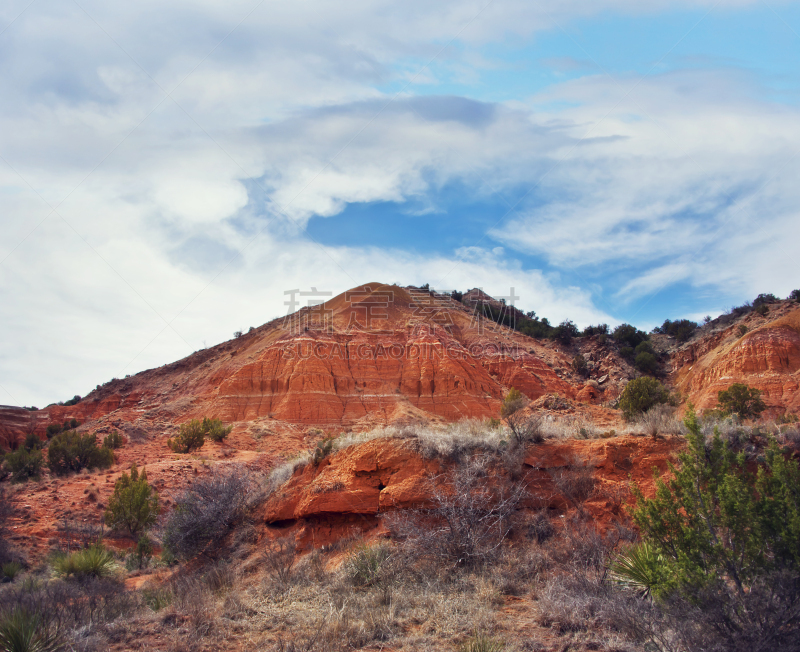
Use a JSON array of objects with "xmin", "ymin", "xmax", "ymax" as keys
[
  {"xmin": 525, "ymin": 509, "xmax": 556, "ymax": 544},
  {"xmin": 601, "ymin": 480, "xmax": 632, "ymax": 515},
  {"xmin": 203, "ymin": 562, "xmax": 236, "ymax": 594},
  {"xmin": 547, "ymin": 456, "xmax": 597, "ymax": 515},
  {"xmin": 262, "ymin": 536, "xmax": 298, "ymax": 591},
  {"xmin": 162, "ymin": 574, "xmax": 216, "ymax": 637},
  {"xmin": 385, "ymin": 454, "xmax": 526, "ymax": 570},
  {"xmin": 272, "ymin": 626, "xmax": 331, "ymax": 652},
  {"xmin": 501, "ymin": 390, "xmax": 544, "ymax": 446}
]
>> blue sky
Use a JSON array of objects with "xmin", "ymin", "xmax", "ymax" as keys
[{"xmin": 1, "ymin": 0, "xmax": 799, "ymax": 406}]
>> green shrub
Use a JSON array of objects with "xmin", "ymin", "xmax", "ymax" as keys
[
  {"xmin": 102, "ymin": 430, "xmax": 123, "ymax": 450},
  {"xmin": 168, "ymin": 420, "xmax": 205, "ymax": 453},
  {"xmin": 203, "ymin": 417, "xmax": 232, "ymax": 443},
  {"xmin": 618, "ymin": 377, "xmax": 671, "ymax": 420},
  {"xmin": 738, "ymin": 324, "xmax": 748, "ymax": 336},
  {"xmin": 755, "ymin": 303, "xmax": 769, "ymax": 316},
  {"xmin": 753, "ymin": 292, "xmax": 778, "ymax": 307},
  {"xmin": 0, "ymin": 606, "xmax": 61, "ymax": 652},
  {"xmin": 22, "ymin": 434, "xmax": 41, "ymax": 452},
  {"xmin": 632, "ymin": 406, "xmax": 800, "ymax": 598},
  {"xmin": 500, "ymin": 388, "xmax": 542, "ymax": 445},
  {"xmin": 582, "ymin": 323, "xmax": 608, "ymax": 337},
  {"xmin": 656, "ymin": 318, "xmax": 698, "ymax": 342},
  {"xmin": 500, "ymin": 388, "xmax": 525, "ymax": 419},
  {"xmin": 717, "ymin": 383, "xmax": 766, "ymax": 420},
  {"xmin": 104, "ymin": 464, "xmax": 159, "ymax": 537},
  {"xmin": 613, "ymin": 323, "xmax": 649, "ymax": 349},
  {"xmin": 3, "ymin": 448, "xmax": 43, "ymax": 482},
  {"xmin": 168, "ymin": 417, "xmax": 232, "ymax": 452},
  {"xmin": 312, "ymin": 436, "xmax": 336, "ymax": 464},
  {"xmin": 44, "ymin": 424, "xmax": 61, "ymax": 439},
  {"xmin": 167, "ymin": 417, "xmax": 233, "ymax": 453},
  {"xmin": 126, "ymin": 535, "xmax": 154, "ymax": 571},
  {"xmin": 552, "ymin": 319, "xmax": 579, "ymax": 345},
  {"xmin": 47, "ymin": 432, "xmax": 113, "ymax": 475},
  {"xmin": 634, "ymin": 351, "xmax": 659, "ymax": 375},
  {"xmin": 790, "ymin": 289, "xmax": 800, "ymax": 303},
  {"xmin": 51, "ymin": 545, "xmax": 115, "ymax": 579}
]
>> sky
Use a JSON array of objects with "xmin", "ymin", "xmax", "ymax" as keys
[{"xmin": 1, "ymin": 0, "xmax": 799, "ymax": 407}]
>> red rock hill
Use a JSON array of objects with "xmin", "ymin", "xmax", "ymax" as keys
[{"xmin": 1, "ymin": 283, "xmax": 611, "ymax": 450}]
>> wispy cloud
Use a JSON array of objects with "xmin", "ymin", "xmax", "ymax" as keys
[{"xmin": 1, "ymin": 0, "xmax": 797, "ymax": 405}]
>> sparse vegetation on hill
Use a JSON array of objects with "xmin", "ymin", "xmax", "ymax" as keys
[
  {"xmin": 4, "ymin": 283, "xmax": 800, "ymax": 650},
  {"xmin": 654, "ymin": 318, "xmax": 698, "ymax": 342},
  {"xmin": 168, "ymin": 417, "xmax": 232, "ymax": 453}
]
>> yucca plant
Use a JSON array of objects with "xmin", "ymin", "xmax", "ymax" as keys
[
  {"xmin": 1, "ymin": 561, "xmax": 23, "ymax": 582},
  {"xmin": 608, "ymin": 541, "xmax": 670, "ymax": 598},
  {"xmin": 142, "ymin": 586, "xmax": 173, "ymax": 612},
  {"xmin": 345, "ymin": 543, "xmax": 392, "ymax": 588},
  {"xmin": 0, "ymin": 606, "xmax": 61, "ymax": 652},
  {"xmin": 51, "ymin": 544, "xmax": 115, "ymax": 579}
]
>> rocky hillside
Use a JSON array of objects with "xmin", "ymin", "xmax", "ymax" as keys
[
  {"xmin": 2, "ymin": 284, "xmax": 798, "ymax": 452},
  {"xmin": 0, "ymin": 283, "xmax": 617, "ymax": 451},
  {"xmin": 671, "ymin": 302, "xmax": 800, "ymax": 416}
]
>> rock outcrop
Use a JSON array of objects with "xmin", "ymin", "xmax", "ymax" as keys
[{"xmin": 263, "ymin": 434, "xmax": 684, "ymax": 548}]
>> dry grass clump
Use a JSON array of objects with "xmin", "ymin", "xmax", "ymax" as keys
[
  {"xmin": 334, "ymin": 419, "xmax": 509, "ymax": 460},
  {"xmin": 698, "ymin": 413, "xmax": 800, "ymax": 453},
  {"xmin": 410, "ymin": 420, "xmax": 508, "ymax": 459},
  {"xmin": 540, "ymin": 415, "xmax": 602, "ymax": 440},
  {"xmin": 633, "ymin": 404, "xmax": 685, "ymax": 437},
  {"xmin": 331, "ymin": 426, "xmax": 406, "ymax": 451},
  {"xmin": 0, "ymin": 574, "xmax": 139, "ymax": 651},
  {"xmin": 266, "ymin": 451, "xmax": 312, "ymax": 493}
]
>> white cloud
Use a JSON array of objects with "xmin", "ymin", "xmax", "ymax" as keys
[
  {"xmin": 489, "ymin": 69, "xmax": 800, "ymax": 299},
  {"xmin": 1, "ymin": 0, "xmax": 798, "ymax": 406}
]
